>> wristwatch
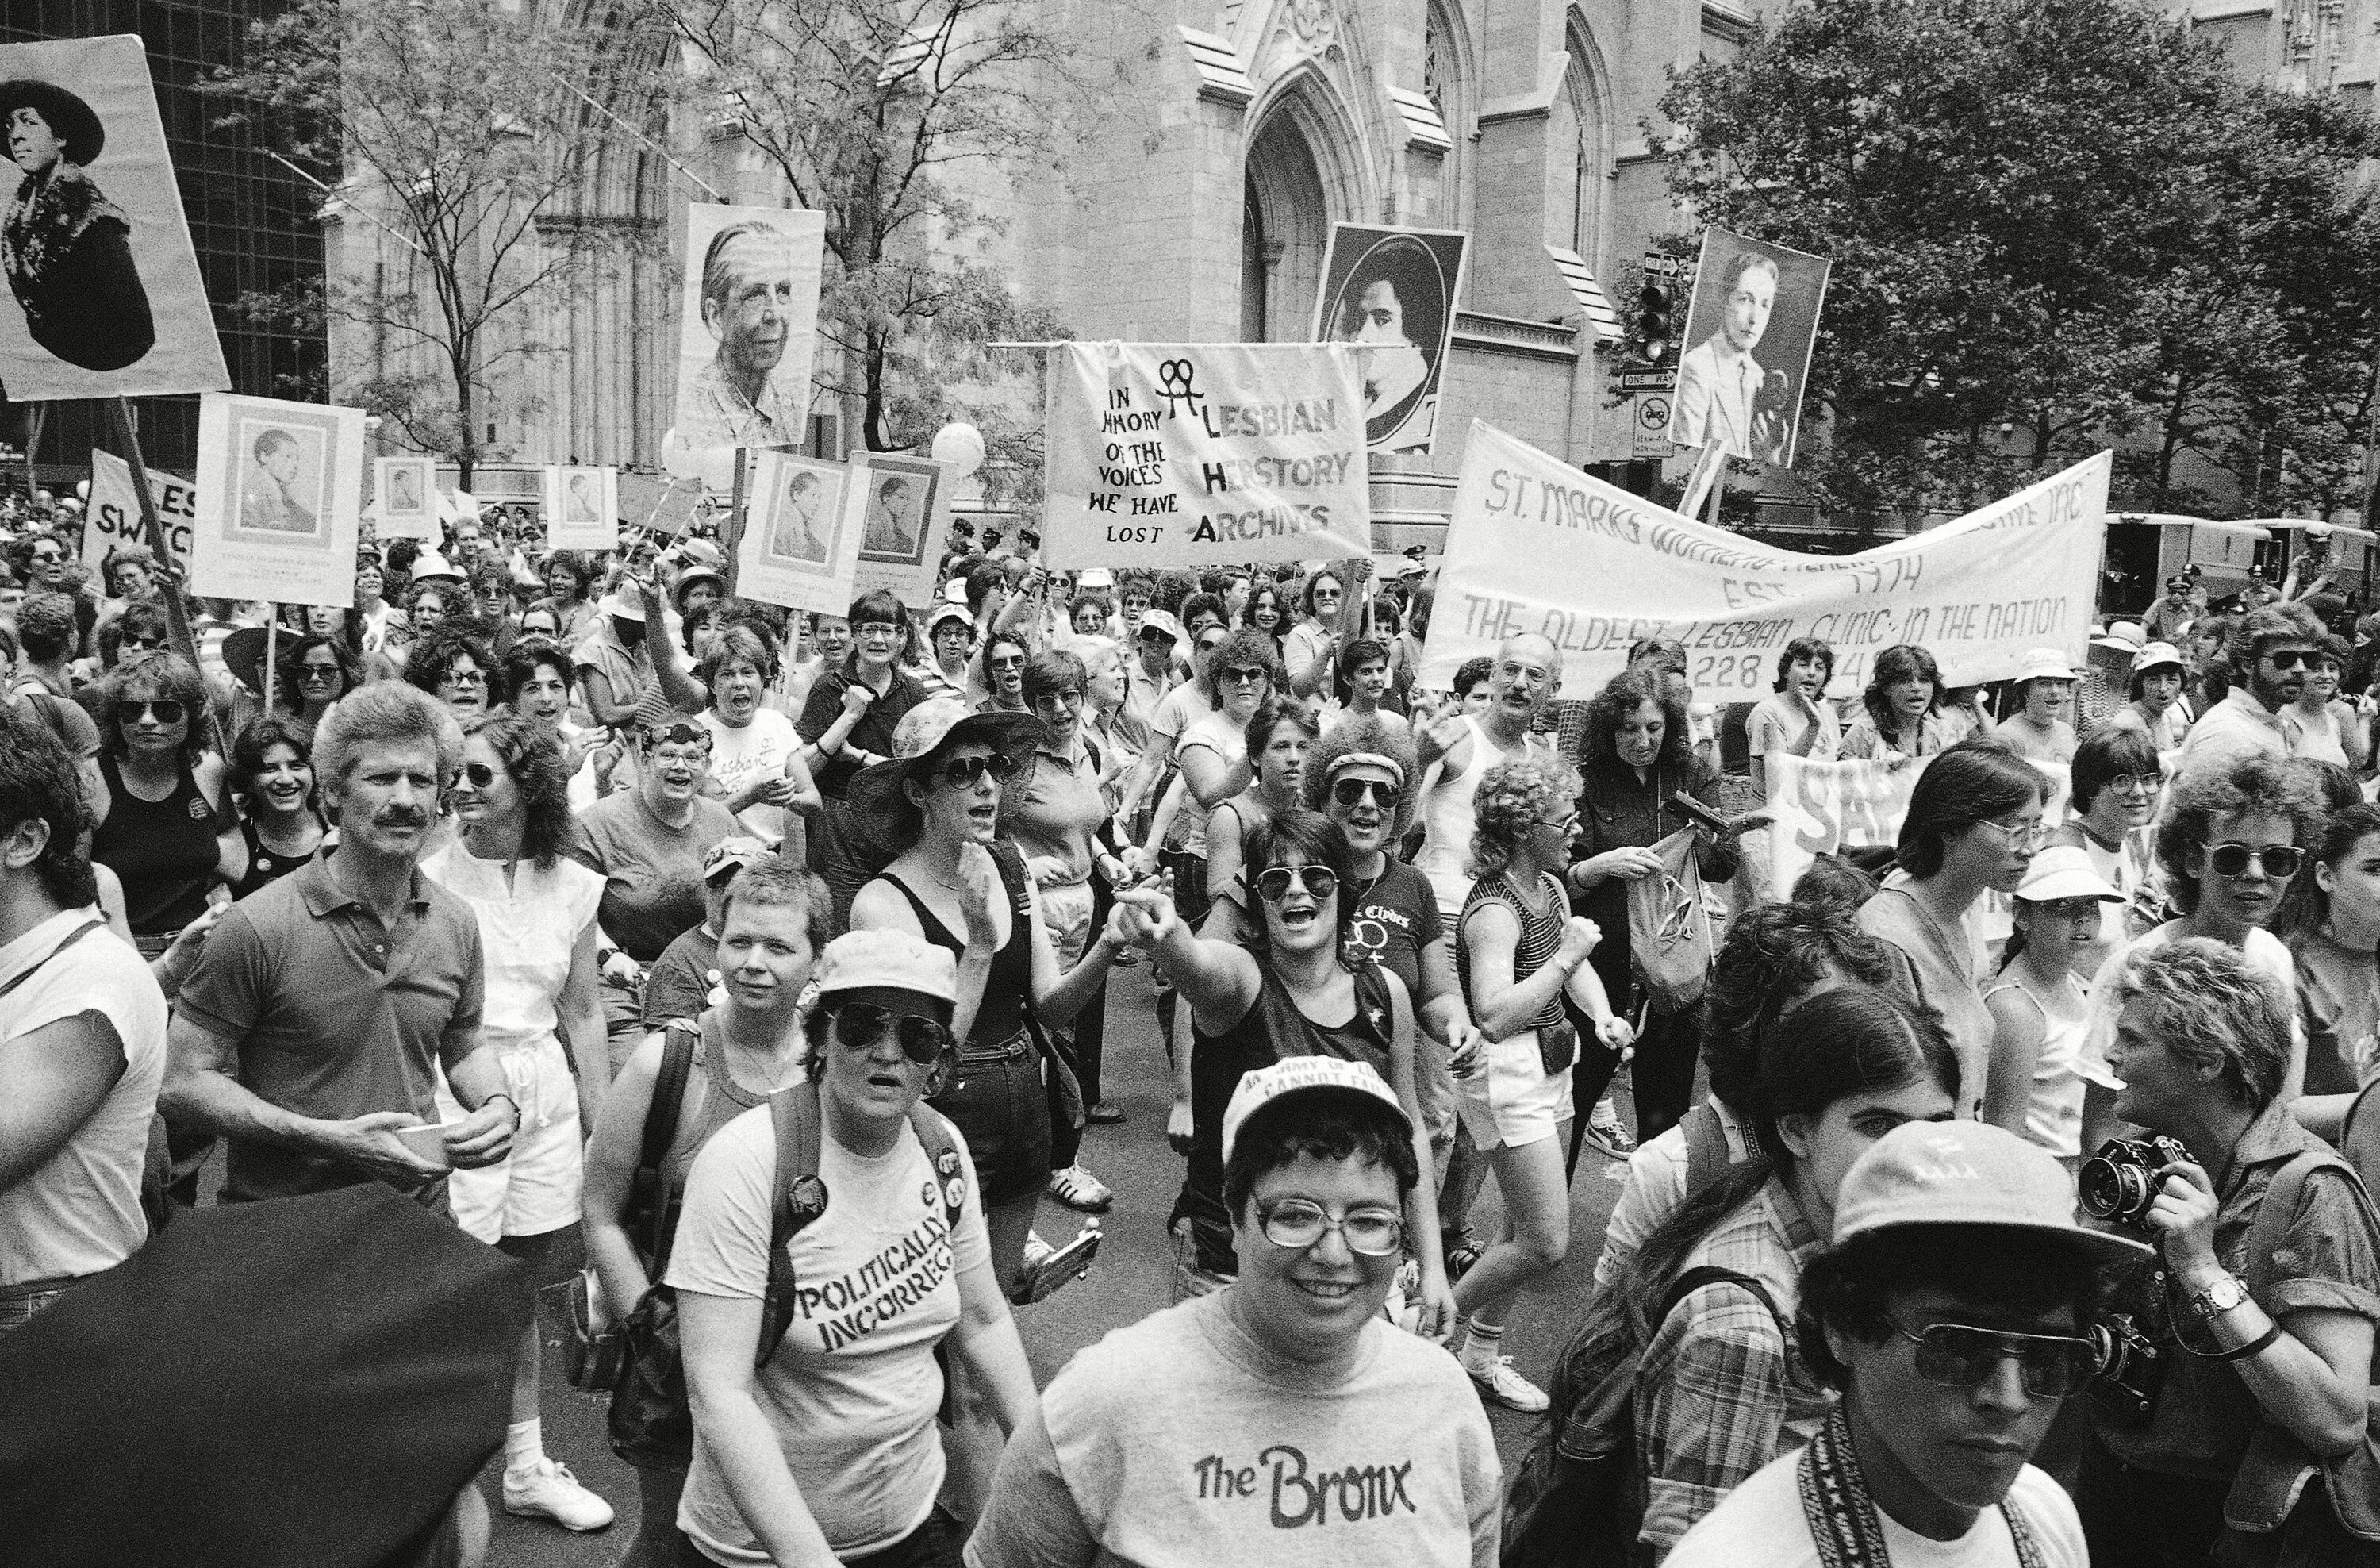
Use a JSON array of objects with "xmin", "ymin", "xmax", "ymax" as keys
[{"xmin": 2186, "ymin": 1274, "xmax": 2252, "ymax": 1322}]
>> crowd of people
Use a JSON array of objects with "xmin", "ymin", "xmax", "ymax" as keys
[{"xmin": 4, "ymin": 486, "xmax": 2380, "ymax": 1568}]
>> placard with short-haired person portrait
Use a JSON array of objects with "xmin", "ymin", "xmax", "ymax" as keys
[{"xmin": 671, "ymin": 203, "xmax": 827, "ymax": 455}]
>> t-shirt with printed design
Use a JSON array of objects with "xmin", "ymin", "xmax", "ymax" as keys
[
  {"xmin": 964, "ymin": 1290, "xmax": 1499, "ymax": 1568},
  {"xmin": 1340, "ymin": 859, "xmax": 1444, "ymax": 1006},
  {"xmin": 666, "ymin": 1102, "xmax": 991, "ymax": 1562}
]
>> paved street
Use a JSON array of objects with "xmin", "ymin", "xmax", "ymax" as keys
[{"xmin": 485, "ymin": 959, "xmax": 1630, "ymax": 1565}]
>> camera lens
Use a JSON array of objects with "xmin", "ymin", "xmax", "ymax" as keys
[
  {"xmin": 2088, "ymin": 1321, "xmax": 2120, "ymax": 1377},
  {"xmin": 2079, "ymin": 1158, "xmax": 2125, "ymax": 1220}
]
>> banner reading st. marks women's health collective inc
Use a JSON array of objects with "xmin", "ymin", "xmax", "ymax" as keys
[
  {"xmin": 1417, "ymin": 421, "xmax": 2113, "ymax": 701},
  {"xmin": 1039, "ymin": 342, "xmax": 1373, "ymax": 570}
]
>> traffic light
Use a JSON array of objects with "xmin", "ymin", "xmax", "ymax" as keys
[{"xmin": 1635, "ymin": 281, "xmax": 1675, "ymax": 364}]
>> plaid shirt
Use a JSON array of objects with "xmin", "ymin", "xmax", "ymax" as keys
[{"xmin": 1635, "ymin": 1177, "xmax": 1833, "ymax": 1556}]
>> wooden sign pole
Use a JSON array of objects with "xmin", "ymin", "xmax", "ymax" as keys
[{"xmin": 103, "ymin": 396, "xmax": 232, "ymax": 768}]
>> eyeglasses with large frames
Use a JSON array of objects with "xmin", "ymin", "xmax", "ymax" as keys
[
  {"xmin": 1895, "ymin": 1320, "xmax": 2097, "ymax": 1400},
  {"xmin": 2198, "ymin": 840, "xmax": 2303, "ymax": 880},
  {"xmin": 827, "ymin": 1004, "xmax": 952, "ymax": 1066},
  {"xmin": 1253, "ymin": 1197, "xmax": 1404, "ymax": 1257},
  {"xmin": 1972, "ymin": 817, "xmax": 2051, "ymax": 852}
]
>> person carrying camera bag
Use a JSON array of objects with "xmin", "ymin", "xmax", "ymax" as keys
[{"xmin": 2078, "ymin": 940, "xmax": 2380, "ymax": 1568}]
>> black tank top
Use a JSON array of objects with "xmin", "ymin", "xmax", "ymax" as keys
[
  {"xmin": 92, "ymin": 752, "xmax": 218, "ymax": 936},
  {"xmin": 1196, "ymin": 956, "xmax": 1395, "ymax": 1078},
  {"xmin": 872, "ymin": 843, "xmax": 1034, "ymax": 1049}
]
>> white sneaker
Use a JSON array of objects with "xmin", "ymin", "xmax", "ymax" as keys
[
  {"xmin": 503, "ymin": 1456, "xmax": 614, "ymax": 1531},
  {"xmin": 1466, "ymin": 1354, "xmax": 1551, "ymax": 1413},
  {"xmin": 1046, "ymin": 1163, "xmax": 1113, "ymax": 1213}
]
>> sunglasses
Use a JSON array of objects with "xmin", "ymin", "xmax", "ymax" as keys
[
  {"xmin": 1255, "ymin": 1197, "xmax": 1404, "ymax": 1257},
  {"xmin": 988, "ymin": 655, "xmax": 1024, "ymax": 671},
  {"xmin": 2263, "ymin": 650, "xmax": 2317, "ymax": 671},
  {"xmin": 1897, "ymin": 1320, "xmax": 2097, "ymax": 1400},
  {"xmin": 113, "ymin": 699, "xmax": 186, "ymax": 725},
  {"xmin": 1255, "ymin": 864, "xmax": 1338, "ymax": 903},
  {"xmin": 2199, "ymin": 840, "xmax": 2303, "ymax": 879},
  {"xmin": 450, "ymin": 762, "xmax": 499, "ymax": 788},
  {"xmin": 1220, "ymin": 666, "xmax": 1269, "ymax": 686},
  {"xmin": 928, "ymin": 751, "xmax": 1016, "ymax": 787},
  {"xmin": 121, "ymin": 635, "xmax": 164, "ymax": 652},
  {"xmin": 299, "ymin": 662, "xmax": 340, "ymax": 681},
  {"xmin": 29, "ymin": 549, "xmax": 63, "ymax": 564},
  {"xmin": 828, "ymin": 1004, "xmax": 953, "ymax": 1066},
  {"xmin": 1330, "ymin": 777, "xmax": 1398, "ymax": 809}
]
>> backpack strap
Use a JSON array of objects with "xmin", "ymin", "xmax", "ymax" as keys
[
  {"xmin": 1680, "ymin": 1104, "xmax": 1732, "ymax": 1199},
  {"xmin": 635, "ymin": 1018, "xmax": 700, "ymax": 1267},
  {"xmin": 0, "ymin": 917, "xmax": 106, "ymax": 1005},
  {"xmin": 1661, "ymin": 1264, "xmax": 1787, "ymax": 1335},
  {"xmin": 907, "ymin": 1101, "xmax": 969, "ymax": 1236},
  {"xmin": 757, "ymin": 1078, "xmax": 831, "ymax": 1371}
]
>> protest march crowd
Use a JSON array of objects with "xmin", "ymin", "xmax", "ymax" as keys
[{"xmin": 6, "ymin": 482, "xmax": 2380, "ymax": 1568}]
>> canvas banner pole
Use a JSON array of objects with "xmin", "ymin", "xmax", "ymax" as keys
[{"xmin": 22, "ymin": 402, "xmax": 46, "ymax": 502}]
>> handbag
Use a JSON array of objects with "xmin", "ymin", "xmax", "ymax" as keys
[
  {"xmin": 1625, "ymin": 826, "xmax": 1713, "ymax": 1015},
  {"xmin": 563, "ymin": 1019, "xmax": 697, "ymax": 1397}
]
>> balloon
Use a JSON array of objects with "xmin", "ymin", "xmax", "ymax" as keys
[
  {"xmin": 931, "ymin": 421, "xmax": 986, "ymax": 479},
  {"xmin": 75, "ymin": 479, "xmax": 90, "ymax": 500}
]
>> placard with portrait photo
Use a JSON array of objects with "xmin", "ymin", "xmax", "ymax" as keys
[
  {"xmin": 1669, "ymin": 227, "xmax": 1831, "ymax": 468},
  {"xmin": 191, "ymin": 393, "xmax": 364, "ymax": 605},
  {"xmin": 541, "ymin": 464, "xmax": 619, "ymax": 552},
  {"xmin": 374, "ymin": 455, "xmax": 437, "ymax": 541},
  {"xmin": 1311, "ymin": 224, "xmax": 1468, "ymax": 455},
  {"xmin": 0, "ymin": 35, "xmax": 229, "ymax": 400},
  {"xmin": 735, "ymin": 449, "xmax": 858, "ymax": 616},
  {"xmin": 670, "ymin": 203, "xmax": 827, "ymax": 465},
  {"xmin": 849, "ymin": 450, "xmax": 951, "ymax": 609}
]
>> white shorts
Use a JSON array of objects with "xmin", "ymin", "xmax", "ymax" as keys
[
  {"xmin": 436, "ymin": 1036, "xmax": 583, "ymax": 1244},
  {"xmin": 1453, "ymin": 1028, "xmax": 1575, "ymax": 1152}
]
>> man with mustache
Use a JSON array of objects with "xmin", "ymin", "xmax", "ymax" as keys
[
  {"xmin": 159, "ymin": 682, "xmax": 518, "ymax": 1211},
  {"xmin": 2170, "ymin": 605, "xmax": 2322, "ymax": 794}
]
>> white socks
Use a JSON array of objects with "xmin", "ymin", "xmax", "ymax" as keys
[
  {"xmin": 505, "ymin": 1418, "xmax": 543, "ymax": 1475},
  {"xmin": 1458, "ymin": 1318, "xmax": 1506, "ymax": 1374}
]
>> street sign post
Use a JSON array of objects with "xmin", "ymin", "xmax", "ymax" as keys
[{"xmin": 1632, "ymin": 393, "xmax": 1673, "ymax": 458}]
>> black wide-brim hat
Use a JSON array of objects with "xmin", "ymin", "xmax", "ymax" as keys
[{"xmin": 0, "ymin": 79, "xmax": 106, "ymax": 167}]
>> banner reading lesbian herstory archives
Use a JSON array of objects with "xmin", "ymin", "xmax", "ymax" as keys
[
  {"xmin": 1417, "ymin": 421, "xmax": 2112, "ymax": 701},
  {"xmin": 1039, "ymin": 342, "xmax": 1372, "ymax": 571}
]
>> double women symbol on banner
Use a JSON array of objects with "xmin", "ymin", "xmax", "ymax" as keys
[{"xmin": 1156, "ymin": 358, "xmax": 1205, "ymax": 421}]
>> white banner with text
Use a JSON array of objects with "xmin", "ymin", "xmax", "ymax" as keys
[
  {"xmin": 86, "ymin": 448, "xmax": 195, "ymax": 573},
  {"xmin": 1418, "ymin": 422, "xmax": 2111, "ymax": 701},
  {"xmin": 1039, "ymin": 341, "xmax": 1372, "ymax": 570}
]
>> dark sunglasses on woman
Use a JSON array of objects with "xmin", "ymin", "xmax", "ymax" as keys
[
  {"xmin": 828, "ymin": 1005, "xmax": 954, "ymax": 1066},
  {"xmin": 113, "ymin": 699, "xmax": 186, "ymax": 725},
  {"xmin": 2199, "ymin": 841, "xmax": 2303, "ymax": 880},
  {"xmin": 930, "ymin": 752, "xmax": 1016, "ymax": 786},
  {"xmin": 450, "ymin": 762, "xmax": 499, "ymax": 789},
  {"xmin": 1255, "ymin": 864, "xmax": 1338, "ymax": 903},
  {"xmin": 1330, "ymin": 778, "xmax": 1396, "ymax": 808}
]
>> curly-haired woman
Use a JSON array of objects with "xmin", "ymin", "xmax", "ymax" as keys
[
  {"xmin": 1839, "ymin": 644, "xmax": 1954, "ymax": 763},
  {"xmin": 424, "ymin": 711, "xmax": 613, "ymax": 1531},
  {"xmin": 404, "ymin": 624, "xmax": 496, "ymax": 722},
  {"xmin": 1562, "ymin": 667, "xmax": 1741, "ymax": 1159},
  {"xmin": 1453, "ymin": 752, "xmax": 1630, "ymax": 1411}
]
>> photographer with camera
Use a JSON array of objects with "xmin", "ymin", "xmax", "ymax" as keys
[{"xmin": 2077, "ymin": 939, "xmax": 2380, "ymax": 1568}]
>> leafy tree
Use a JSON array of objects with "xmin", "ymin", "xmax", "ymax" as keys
[
  {"xmin": 1655, "ymin": 0, "xmax": 2319, "ymax": 523},
  {"xmin": 652, "ymin": 0, "xmax": 1097, "ymax": 505},
  {"xmin": 205, "ymin": 0, "xmax": 661, "ymax": 483}
]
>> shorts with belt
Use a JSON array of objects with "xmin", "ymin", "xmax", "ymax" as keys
[
  {"xmin": 928, "ymin": 1029, "xmax": 1050, "ymax": 1207},
  {"xmin": 433, "ymin": 1035, "xmax": 584, "ymax": 1243}
]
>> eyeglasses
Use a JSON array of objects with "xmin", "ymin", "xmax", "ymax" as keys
[
  {"xmin": 928, "ymin": 752, "xmax": 1016, "ymax": 787},
  {"xmin": 2199, "ymin": 840, "xmax": 2304, "ymax": 879},
  {"xmin": 113, "ymin": 699, "xmax": 186, "ymax": 725},
  {"xmin": 28, "ymin": 549, "xmax": 62, "ymax": 564},
  {"xmin": 1031, "ymin": 689, "xmax": 1083, "ymax": 710},
  {"xmin": 442, "ymin": 668, "xmax": 486, "ymax": 687},
  {"xmin": 1973, "ymin": 817, "xmax": 2052, "ymax": 852},
  {"xmin": 1536, "ymin": 814, "xmax": 1581, "ymax": 836},
  {"xmin": 828, "ymin": 1004, "xmax": 953, "ymax": 1066},
  {"xmin": 1220, "ymin": 666, "xmax": 1268, "ymax": 686},
  {"xmin": 300, "ymin": 661, "xmax": 340, "ymax": 682},
  {"xmin": 855, "ymin": 621, "xmax": 901, "ymax": 638},
  {"xmin": 1254, "ymin": 864, "xmax": 1338, "ymax": 903},
  {"xmin": 1896, "ymin": 1320, "xmax": 2097, "ymax": 1400},
  {"xmin": 447, "ymin": 761, "xmax": 498, "ymax": 789},
  {"xmin": 988, "ymin": 655, "xmax": 1024, "ymax": 672},
  {"xmin": 121, "ymin": 635, "xmax": 164, "ymax": 652},
  {"xmin": 2263, "ymin": 649, "xmax": 2317, "ymax": 671},
  {"xmin": 2107, "ymin": 771, "xmax": 2164, "ymax": 794},
  {"xmin": 1330, "ymin": 777, "xmax": 1398, "ymax": 809},
  {"xmin": 1254, "ymin": 1197, "xmax": 1404, "ymax": 1257}
]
